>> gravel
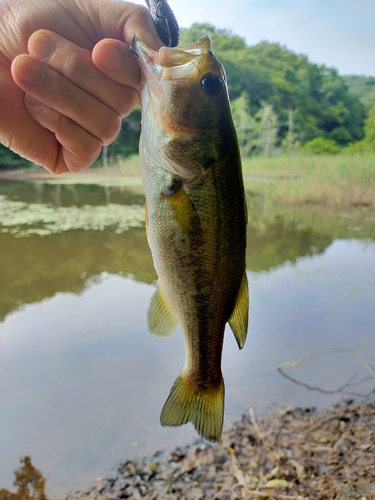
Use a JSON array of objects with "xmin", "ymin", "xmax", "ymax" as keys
[{"xmin": 64, "ymin": 400, "xmax": 375, "ymax": 500}]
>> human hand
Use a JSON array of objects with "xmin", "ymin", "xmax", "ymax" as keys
[{"xmin": 0, "ymin": 0, "xmax": 162, "ymax": 174}]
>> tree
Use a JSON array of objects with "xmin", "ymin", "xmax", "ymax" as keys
[
  {"xmin": 255, "ymin": 102, "xmax": 279, "ymax": 157},
  {"xmin": 231, "ymin": 92, "xmax": 257, "ymax": 156},
  {"xmin": 101, "ymin": 107, "xmax": 141, "ymax": 164},
  {"xmin": 282, "ymin": 109, "xmax": 301, "ymax": 155},
  {"xmin": 342, "ymin": 75, "xmax": 375, "ymax": 111},
  {"xmin": 346, "ymin": 104, "xmax": 375, "ymax": 152},
  {"xmin": 363, "ymin": 104, "xmax": 375, "ymax": 144}
]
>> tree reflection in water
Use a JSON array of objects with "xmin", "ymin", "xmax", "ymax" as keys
[{"xmin": 0, "ymin": 457, "xmax": 48, "ymax": 500}]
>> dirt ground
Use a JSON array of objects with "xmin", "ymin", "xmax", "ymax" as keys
[{"xmin": 64, "ymin": 400, "xmax": 375, "ymax": 500}]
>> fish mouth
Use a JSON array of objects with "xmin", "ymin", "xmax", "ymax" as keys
[{"xmin": 131, "ymin": 35, "xmax": 213, "ymax": 83}]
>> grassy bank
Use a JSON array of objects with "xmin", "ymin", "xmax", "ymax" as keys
[
  {"xmin": 1, "ymin": 152, "xmax": 374, "ymax": 209},
  {"xmin": 242, "ymin": 152, "xmax": 375, "ymax": 209}
]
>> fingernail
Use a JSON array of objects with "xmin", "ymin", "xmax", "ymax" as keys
[
  {"xmin": 29, "ymin": 31, "xmax": 56, "ymax": 61},
  {"xmin": 15, "ymin": 57, "xmax": 45, "ymax": 85},
  {"xmin": 98, "ymin": 44, "xmax": 123, "ymax": 71}
]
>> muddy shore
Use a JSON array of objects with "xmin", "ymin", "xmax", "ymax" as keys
[{"xmin": 63, "ymin": 400, "xmax": 375, "ymax": 500}]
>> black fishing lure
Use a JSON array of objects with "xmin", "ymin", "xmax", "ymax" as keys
[{"xmin": 145, "ymin": 0, "xmax": 179, "ymax": 47}]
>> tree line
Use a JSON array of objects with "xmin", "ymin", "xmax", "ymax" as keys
[{"xmin": 1, "ymin": 23, "xmax": 374, "ymax": 168}]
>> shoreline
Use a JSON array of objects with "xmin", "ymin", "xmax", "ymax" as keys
[
  {"xmin": 0, "ymin": 167, "xmax": 143, "ymax": 185},
  {"xmin": 63, "ymin": 399, "xmax": 375, "ymax": 500},
  {"xmin": 2, "ymin": 152, "xmax": 375, "ymax": 210}
]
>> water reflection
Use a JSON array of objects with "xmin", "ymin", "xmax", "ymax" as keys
[
  {"xmin": 2, "ymin": 182, "xmax": 372, "ymax": 321},
  {"xmin": 0, "ymin": 180, "xmax": 145, "ymax": 207},
  {"xmin": 0, "ymin": 229, "xmax": 155, "ymax": 321},
  {"xmin": 0, "ymin": 457, "xmax": 48, "ymax": 500},
  {"xmin": 0, "ymin": 181, "xmax": 375, "ymax": 496}
]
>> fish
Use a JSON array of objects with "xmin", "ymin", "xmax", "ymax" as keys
[{"xmin": 131, "ymin": 35, "xmax": 249, "ymax": 443}]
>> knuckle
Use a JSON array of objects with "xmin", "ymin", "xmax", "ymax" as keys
[
  {"xmin": 97, "ymin": 112, "xmax": 121, "ymax": 144},
  {"xmin": 54, "ymin": 81, "xmax": 74, "ymax": 108},
  {"xmin": 132, "ymin": 4, "xmax": 150, "ymax": 20},
  {"xmin": 62, "ymin": 51, "xmax": 88, "ymax": 81},
  {"xmin": 50, "ymin": 108, "xmax": 67, "ymax": 128},
  {"xmin": 116, "ymin": 90, "xmax": 138, "ymax": 118},
  {"xmin": 77, "ymin": 138, "xmax": 102, "ymax": 163}
]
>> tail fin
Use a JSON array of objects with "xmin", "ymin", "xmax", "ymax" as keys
[{"xmin": 160, "ymin": 374, "xmax": 224, "ymax": 443}]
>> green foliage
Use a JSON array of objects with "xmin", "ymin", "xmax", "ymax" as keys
[
  {"xmin": 302, "ymin": 137, "xmax": 340, "ymax": 155},
  {"xmin": 254, "ymin": 102, "xmax": 279, "ymax": 157},
  {"xmin": 345, "ymin": 104, "xmax": 375, "ymax": 153},
  {"xmin": 100, "ymin": 108, "xmax": 141, "ymax": 165},
  {"xmin": 363, "ymin": 104, "xmax": 375, "ymax": 143},
  {"xmin": 281, "ymin": 109, "xmax": 301, "ymax": 155},
  {"xmin": 231, "ymin": 97, "xmax": 280, "ymax": 157},
  {"xmin": 231, "ymin": 92, "xmax": 257, "ymax": 156},
  {"xmin": 342, "ymin": 75, "xmax": 375, "ymax": 111},
  {"xmin": 0, "ymin": 144, "xmax": 31, "ymax": 169}
]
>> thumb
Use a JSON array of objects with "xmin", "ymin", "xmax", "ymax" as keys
[{"xmin": 93, "ymin": 0, "xmax": 164, "ymax": 50}]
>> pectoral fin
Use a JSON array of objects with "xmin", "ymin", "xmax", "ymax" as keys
[
  {"xmin": 148, "ymin": 282, "xmax": 178, "ymax": 337},
  {"xmin": 228, "ymin": 272, "xmax": 249, "ymax": 349},
  {"xmin": 165, "ymin": 187, "xmax": 202, "ymax": 239}
]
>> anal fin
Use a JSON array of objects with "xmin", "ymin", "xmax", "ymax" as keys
[
  {"xmin": 228, "ymin": 272, "xmax": 249, "ymax": 349},
  {"xmin": 148, "ymin": 282, "xmax": 178, "ymax": 337}
]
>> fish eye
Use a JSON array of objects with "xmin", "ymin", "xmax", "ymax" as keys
[{"xmin": 200, "ymin": 73, "xmax": 222, "ymax": 95}]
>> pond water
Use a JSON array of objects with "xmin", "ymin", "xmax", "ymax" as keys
[{"xmin": 0, "ymin": 180, "xmax": 374, "ymax": 497}]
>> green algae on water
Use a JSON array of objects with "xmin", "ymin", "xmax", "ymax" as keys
[{"xmin": 0, "ymin": 195, "xmax": 145, "ymax": 237}]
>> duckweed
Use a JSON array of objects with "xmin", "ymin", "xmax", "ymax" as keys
[{"xmin": 0, "ymin": 195, "xmax": 145, "ymax": 237}]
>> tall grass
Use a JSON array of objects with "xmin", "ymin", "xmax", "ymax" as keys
[{"xmin": 241, "ymin": 152, "xmax": 375, "ymax": 208}]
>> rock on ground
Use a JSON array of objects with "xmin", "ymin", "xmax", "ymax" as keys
[{"xmin": 64, "ymin": 400, "xmax": 375, "ymax": 500}]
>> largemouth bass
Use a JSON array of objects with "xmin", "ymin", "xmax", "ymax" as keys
[{"xmin": 132, "ymin": 35, "xmax": 249, "ymax": 443}]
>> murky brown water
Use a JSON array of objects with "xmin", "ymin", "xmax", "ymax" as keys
[{"xmin": 1, "ymin": 180, "xmax": 374, "ymax": 497}]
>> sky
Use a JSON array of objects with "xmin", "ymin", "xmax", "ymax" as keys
[{"xmin": 166, "ymin": 0, "xmax": 375, "ymax": 76}]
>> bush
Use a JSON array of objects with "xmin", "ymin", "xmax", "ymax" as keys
[
  {"xmin": 344, "ymin": 141, "xmax": 374, "ymax": 154},
  {"xmin": 302, "ymin": 137, "xmax": 340, "ymax": 155},
  {"xmin": 343, "ymin": 104, "xmax": 375, "ymax": 154}
]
